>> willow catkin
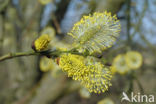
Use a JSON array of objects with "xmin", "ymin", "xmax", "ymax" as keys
[{"xmin": 68, "ymin": 11, "xmax": 121, "ymax": 54}]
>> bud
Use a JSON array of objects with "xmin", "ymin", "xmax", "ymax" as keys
[{"xmin": 32, "ymin": 34, "xmax": 51, "ymax": 51}]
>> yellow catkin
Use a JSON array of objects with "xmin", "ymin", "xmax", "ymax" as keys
[
  {"xmin": 41, "ymin": 27, "xmax": 55, "ymax": 39},
  {"xmin": 79, "ymin": 87, "xmax": 91, "ymax": 99},
  {"xmin": 34, "ymin": 34, "xmax": 51, "ymax": 51},
  {"xmin": 68, "ymin": 11, "xmax": 121, "ymax": 54},
  {"xmin": 112, "ymin": 54, "xmax": 130, "ymax": 74},
  {"xmin": 97, "ymin": 98, "xmax": 114, "ymax": 104},
  {"xmin": 125, "ymin": 51, "xmax": 143, "ymax": 69},
  {"xmin": 59, "ymin": 54, "xmax": 87, "ymax": 80},
  {"xmin": 59, "ymin": 54, "xmax": 112, "ymax": 93},
  {"xmin": 40, "ymin": 56, "xmax": 54, "ymax": 72},
  {"xmin": 81, "ymin": 63, "xmax": 112, "ymax": 93},
  {"xmin": 110, "ymin": 66, "xmax": 116, "ymax": 75},
  {"xmin": 38, "ymin": 0, "xmax": 52, "ymax": 5}
]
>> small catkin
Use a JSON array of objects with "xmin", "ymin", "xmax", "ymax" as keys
[
  {"xmin": 112, "ymin": 54, "xmax": 130, "ymax": 74},
  {"xmin": 125, "ymin": 51, "xmax": 143, "ymax": 69},
  {"xmin": 34, "ymin": 34, "xmax": 51, "ymax": 51}
]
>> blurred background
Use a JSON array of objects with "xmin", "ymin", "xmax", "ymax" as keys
[{"xmin": 0, "ymin": 0, "xmax": 156, "ymax": 104}]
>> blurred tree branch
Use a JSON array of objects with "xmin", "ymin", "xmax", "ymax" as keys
[
  {"xmin": 131, "ymin": 0, "xmax": 148, "ymax": 38},
  {"xmin": 126, "ymin": 0, "xmax": 131, "ymax": 45},
  {"xmin": 0, "ymin": 0, "xmax": 10, "ymax": 12}
]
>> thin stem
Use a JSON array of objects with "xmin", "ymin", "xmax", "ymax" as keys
[
  {"xmin": 0, "ymin": 51, "xmax": 37, "ymax": 62},
  {"xmin": 131, "ymin": 0, "xmax": 148, "ymax": 38},
  {"xmin": 0, "ymin": 48, "xmax": 89, "ymax": 62}
]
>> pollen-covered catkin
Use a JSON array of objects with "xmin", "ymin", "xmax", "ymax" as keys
[
  {"xmin": 81, "ymin": 63, "xmax": 112, "ymax": 93},
  {"xmin": 59, "ymin": 54, "xmax": 112, "ymax": 93},
  {"xmin": 59, "ymin": 54, "xmax": 88, "ymax": 80},
  {"xmin": 68, "ymin": 11, "xmax": 121, "ymax": 54}
]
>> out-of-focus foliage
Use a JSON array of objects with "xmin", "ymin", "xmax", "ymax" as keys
[
  {"xmin": 79, "ymin": 87, "xmax": 91, "ymax": 99},
  {"xmin": 39, "ymin": 56, "xmax": 54, "ymax": 72},
  {"xmin": 97, "ymin": 98, "xmax": 114, "ymax": 104},
  {"xmin": 38, "ymin": 0, "xmax": 53, "ymax": 5},
  {"xmin": 125, "ymin": 51, "xmax": 143, "ymax": 69},
  {"xmin": 112, "ymin": 51, "xmax": 143, "ymax": 74},
  {"xmin": 112, "ymin": 54, "xmax": 130, "ymax": 74}
]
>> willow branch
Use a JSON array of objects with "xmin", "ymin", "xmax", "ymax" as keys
[
  {"xmin": 0, "ymin": 51, "xmax": 37, "ymax": 62},
  {"xmin": 0, "ymin": 48, "xmax": 87, "ymax": 62}
]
